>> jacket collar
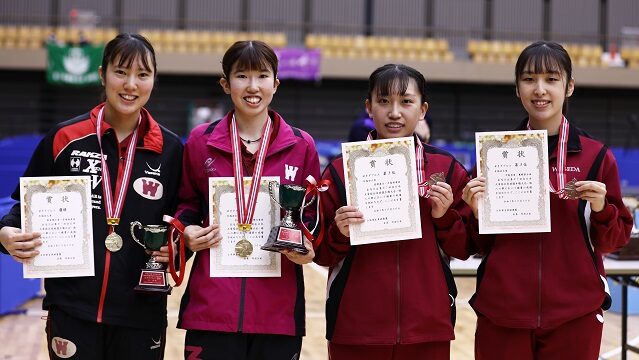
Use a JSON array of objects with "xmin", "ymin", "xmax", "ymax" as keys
[
  {"xmin": 514, "ymin": 117, "xmax": 582, "ymax": 155},
  {"xmin": 206, "ymin": 109, "xmax": 297, "ymax": 155},
  {"xmin": 90, "ymin": 103, "xmax": 164, "ymax": 154}
]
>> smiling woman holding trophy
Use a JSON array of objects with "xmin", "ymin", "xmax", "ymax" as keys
[
  {"xmin": 174, "ymin": 40, "xmax": 322, "ymax": 359},
  {"xmin": 0, "ymin": 34, "xmax": 183, "ymax": 359}
]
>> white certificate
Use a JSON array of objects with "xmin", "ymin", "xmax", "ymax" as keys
[
  {"xmin": 20, "ymin": 176, "xmax": 94, "ymax": 278},
  {"xmin": 208, "ymin": 176, "xmax": 281, "ymax": 277},
  {"xmin": 475, "ymin": 130, "xmax": 551, "ymax": 234},
  {"xmin": 342, "ymin": 137, "xmax": 422, "ymax": 245}
]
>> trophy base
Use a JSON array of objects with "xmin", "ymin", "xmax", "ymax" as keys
[
  {"xmin": 261, "ymin": 226, "xmax": 309, "ymax": 255},
  {"xmin": 134, "ymin": 269, "xmax": 172, "ymax": 295}
]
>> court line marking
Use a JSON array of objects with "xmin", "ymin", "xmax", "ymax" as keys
[{"xmin": 599, "ymin": 335, "xmax": 639, "ymax": 359}]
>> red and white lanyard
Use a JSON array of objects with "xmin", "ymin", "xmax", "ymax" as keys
[
  {"xmin": 527, "ymin": 116, "xmax": 570, "ymax": 199},
  {"xmin": 367, "ymin": 132, "xmax": 430, "ymax": 198},
  {"xmin": 231, "ymin": 114, "xmax": 273, "ymax": 231},
  {"xmin": 96, "ymin": 106, "xmax": 141, "ymax": 232}
]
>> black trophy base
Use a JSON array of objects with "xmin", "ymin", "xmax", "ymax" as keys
[
  {"xmin": 261, "ymin": 226, "xmax": 309, "ymax": 255},
  {"xmin": 134, "ymin": 269, "xmax": 172, "ymax": 295}
]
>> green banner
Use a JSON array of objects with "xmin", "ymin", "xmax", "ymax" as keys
[{"xmin": 47, "ymin": 43, "xmax": 103, "ymax": 86}]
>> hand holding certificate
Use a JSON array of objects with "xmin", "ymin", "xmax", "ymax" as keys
[
  {"xmin": 475, "ymin": 130, "xmax": 551, "ymax": 234},
  {"xmin": 342, "ymin": 137, "xmax": 422, "ymax": 245},
  {"xmin": 20, "ymin": 176, "xmax": 94, "ymax": 278}
]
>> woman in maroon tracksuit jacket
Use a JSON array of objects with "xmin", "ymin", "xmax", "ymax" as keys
[
  {"xmin": 175, "ymin": 40, "xmax": 320, "ymax": 360},
  {"xmin": 463, "ymin": 41, "xmax": 633, "ymax": 360},
  {"xmin": 314, "ymin": 64, "xmax": 475, "ymax": 360}
]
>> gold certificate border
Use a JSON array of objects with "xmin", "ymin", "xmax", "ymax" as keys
[
  {"xmin": 209, "ymin": 177, "xmax": 281, "ymax": 276},
  {"xmin": 21, "ymin": 176, "xmax": 93, "ymax": 277},
  {"xmin": 343, "ymin": 138, "xmax": 421, "ymax": 243},
  {"xmin": 478, "ymin": 132, "xmax": 550, "ymax": 231}
]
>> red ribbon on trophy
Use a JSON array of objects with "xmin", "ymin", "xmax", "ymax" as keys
[
  {"xmin": 163, "ymin": 215, "xmax": 186, "ymax": 286},
  {"xmin": 299, "ymin": 175, "xmax": 331, "ymax": 249}
]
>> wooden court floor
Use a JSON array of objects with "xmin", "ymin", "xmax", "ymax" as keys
[{"xmin": 0, "ymin": 262, "xmax": 638, "ymax": 360}]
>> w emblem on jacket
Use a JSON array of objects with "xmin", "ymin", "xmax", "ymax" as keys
[
  {"xmin": 133, "ymin": 177, "xmax": 164, "ymax": 200},
  {"xmin": 285, "ymin": 164, "xmax": 299, "ymax": 181}
]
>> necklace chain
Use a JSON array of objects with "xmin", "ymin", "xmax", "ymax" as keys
[{"xmin": 239, "ymin": 135, "xmax": 262, "ymax": 144}]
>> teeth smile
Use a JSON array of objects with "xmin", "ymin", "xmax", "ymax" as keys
[
  {"xmin": 120, "ymin": 94, "xmax": 137, "ymax": 101},
  {"xmin": 245, "ymin": 97, "xmax": 261, "ymax": 104},
  {"xmin": 533, "ymin": 100, "xmax": 549, "ymax": 105},
  {"xmin": 387, "ymin": 123, "xmax": 402, "ymax": 128}
]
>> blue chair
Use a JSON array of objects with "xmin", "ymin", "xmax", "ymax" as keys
[{"xmin": 0, "ymin": 197, "xmax": 41, "ymax": 315}]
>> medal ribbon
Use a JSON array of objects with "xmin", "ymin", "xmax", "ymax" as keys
[
  {"xmin": 96, "ymin": 106, "xmax": 141, "ymax": 237},
  {"xmin": 299, "ymin": 175, "xmax": 331, "ymax": 249},
  {"xmin": 163, "ymin": 215, "xmax": 186, "ymax": 286},
  {"xmin": 231, "ymin": 114, "xmax": 273, "ymax": 231},
  {"xmin": 367, "ymin": 131, "xmax": 431, "ymax": 198},
  {"xmin": 527, "ymin": 116, "xmax": 569, "ymax": 199}
]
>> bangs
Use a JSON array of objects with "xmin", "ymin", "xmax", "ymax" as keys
[
  {"xmin": 367, "ymin": 64, "xmax": 427, "ymax": 103},
  {"xmin": 113, "ymin": 41, "xmax": 153, "ymax": 72},
  {"xmin": 515, "ymin": 41, "xmax": 571, "ymax": 80},
  {"xmin": 233, "ymin": 46, "xmax": 275, "ymax": 73},
  {"xmin": 221, "ymin": 40, "xmax": 279, "ymax": 79},
  {"xmin": 373, "ymin": 68, "xmax": 410, "ymax": 98},
  {"xmin": 521, "ymin": 52, "xmax": 562, "ymax": 75}
]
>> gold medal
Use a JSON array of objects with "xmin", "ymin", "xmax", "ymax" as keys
[
  {"xmin": 230, "ymin": 115, "xmax": 272, "ymax": 259},
  {"xmin": 96, "ymin": 107, "xmax": 141, "ymax": 253},
  {"xmin": 235, "ymin": 238, "xmax": 253, "ymax": 258},
  {"xmin": 105, "ymin": 232, "xmax": 123, "ymax": 252}
]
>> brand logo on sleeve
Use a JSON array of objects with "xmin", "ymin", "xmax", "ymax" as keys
[
  {"xmin": 70, "ymin": 150, "xmax": 106, "ymax": 160},
  {"xmin": 51, "ymin": 337, "xmax": 77, "ymax": 358},
  {"xmin": 70, "ymin": 157, "xmax": 81, "ymax": 172},
  {"xmin": 284, "ymin": 164, "xmax": 299, "ymax": 181},
  {"xmin": 204, "ymin": 157, "xmax": 216, "ymax": 174},
  {"xmin": 83, "ymin": 158, "xmax": 101, "ymax": 174},
  {"xmin": 69, "ymin": 150, "xmax": 105, "ymax": 188},
  {"xmin": 90, "ymin": 174, "xmax": 102, "ymax": 190},
  {"xmin": 133, "ymin": 177, "xmax": 164, "ymax": 200},
  {"xmin": 145, "ymin": 162, "xmax": 162, "ymax": 176},
  {"xmin": 150, "ymin": 337, "xmax": 162, "ymax": 350}
]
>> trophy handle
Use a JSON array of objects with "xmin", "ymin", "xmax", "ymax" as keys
[
  {"xmin": 129, "ymin": 221, "xmax": 145, "ymax": 248},
  {"xmin": 268, "ymin": 181, "xmax": 282, "ymax": 207}
]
